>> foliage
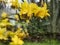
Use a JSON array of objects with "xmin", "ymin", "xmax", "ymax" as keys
[{"xmin": 26, "ymin": 17, "xmax": 50, "ymax": 41}]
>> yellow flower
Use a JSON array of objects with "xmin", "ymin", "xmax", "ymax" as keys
[
  {"xmin": 19, "ymin": 2, "xmax": 29, "ymax": 19},
  {"xmin": 0, "ymin": 28, "xmax": 8, "ymax": 40},
  {"xmin": 0, "ymin": 28, "xmax": 6, "ymax": 35},
  {"xmin": 35, "ymin": 3, "xmax": 50, "ymax": 18},
  {"xmin": 26, "ymin": 20, "xmax": 30, "ymax": 23},
  {"xmin": 2, "ymin": 18, "xmax": 8, "ymax": 23},
  {"xmin": 29, "ymin": 3, "xmax": 39, "ymax": 13},
  {"xmin": 43, "ymin": 3, "xmax": 47, "ymax": 9},
  {"xmin": 15, "ymin": 28, "xmax": 26, "ymax": 39},
  {"xmin": 14, "ymin": 15, "xmax": 19, "ymax": 20},
  {"xmin": 20, "ymin": 2, "xmax": 33, "ymax": 19},
  {"xmin": 20, "ymin": 2, "xmax": 29, "ymax": 15},
  {"xmin": 6, "ymin": 31, "xmax": 15, "ymax": 37},
  {"xmin": 11, "ymin": 0, "xmax": 19, "ymax": 8},
  {"xmin": 43, "ymin": 3, "xmax": 50, "ymax": 16},
  {"xmin": 1, "ymin": 12, "xmax": 7, "ymax": 18},
  {"xmin": 0, "ymin": 19, "xmax": 12, "ymax": 26},
  {"xmin": 7, "ymin": 23, "xmax": 12, "ymax": 26},
  {"xmin": 19, "ymin": 3, "xmax": 22, "ymax": 7},
  {"xmin": 17, "ymin": 32, "xmax": 26, "ymax": 39},
  {"xmin": 0, "ymin": 23, "xmax": 6, "ymax": 27},
  {"xmin": 10, "ymin": 35, "xmax": 24, "ymax": 45}
]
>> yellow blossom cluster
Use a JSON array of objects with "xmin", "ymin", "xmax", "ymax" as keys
[
  {"xmin": 11, "ymin": 0, "xmax": 20, "ymax": 9},
  {"xmin": 11, "ymin": 0, "xmax": 50, "ymax": 20},
  {"xmin": 20, "ymin": 2, "xmax": 50, "ymax": 19},
  {"xmin": 0, "ymin": 12, "xmax": 29, "ymax": 45}
]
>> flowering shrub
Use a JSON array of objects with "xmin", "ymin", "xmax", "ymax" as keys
[
  {"xmin": 11, "ymin": 0, "xmax": 50, "ymax": 20},
  {"xmin": 0, "ymin": 12, "xmax": 29, "ymax": 45},
  {"xmin": 0, "ymin": 0, "xmax": 50, "ymax": 45}
]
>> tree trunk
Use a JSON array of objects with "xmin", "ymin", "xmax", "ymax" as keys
[
  {"xmin": 51, "ymin": 0, "xmax": 59, "ymax": 33},
  {"xmin": 49, "ymin": 0, "xmax": 59, "ymax": 38}
]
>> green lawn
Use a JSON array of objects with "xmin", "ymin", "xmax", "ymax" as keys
[
  {"xmin": 24, "ymin": 40, "xmax": 60, "ymax": 45},
  {"xmin": 0, "ymin": 40, "xmax": 60, "ymax": 45}
]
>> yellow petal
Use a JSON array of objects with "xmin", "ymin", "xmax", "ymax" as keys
[{"xmin": 1, "ymin": 12, "xmax": 7, "ymax": 18}]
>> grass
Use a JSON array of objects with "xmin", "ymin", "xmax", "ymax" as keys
[
  {"xmin": 0, "ymin": 39, "xmax": 60, "ymax": 45},
  {"xmin": 24, "ymin": 40, "xmax": 60, "ymax": 45}
]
